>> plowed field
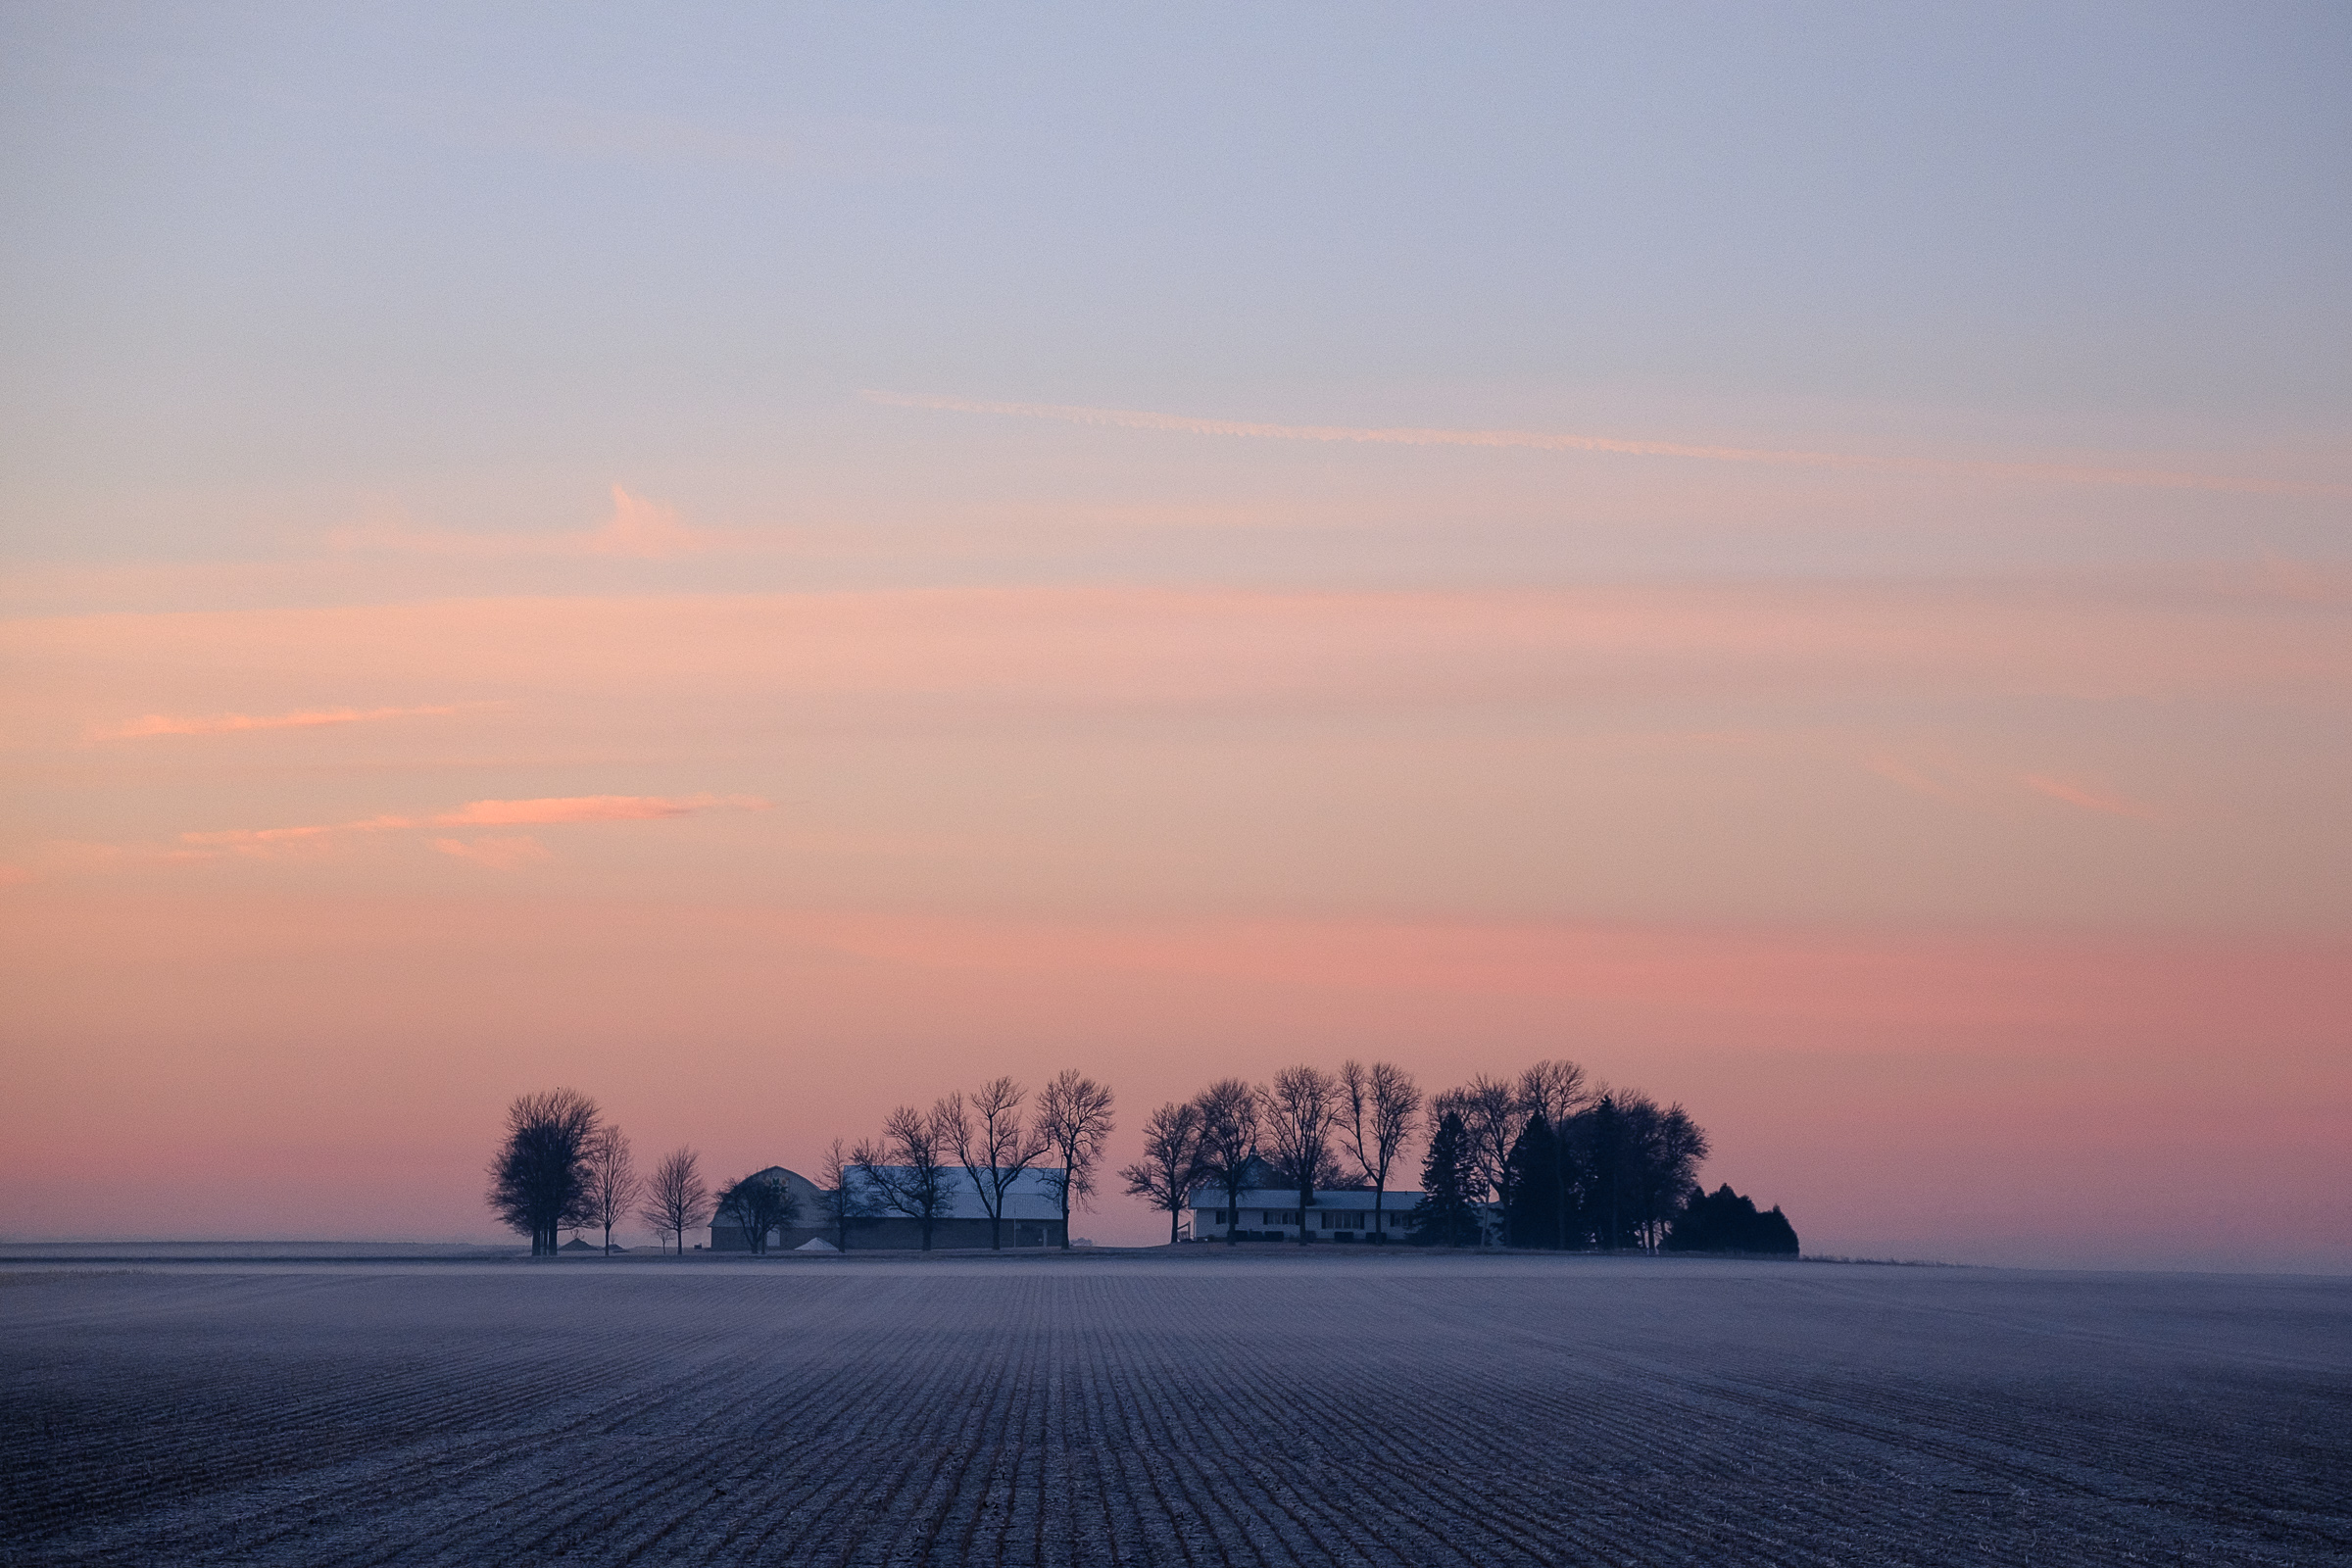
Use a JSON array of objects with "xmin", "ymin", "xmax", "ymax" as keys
[{"xmin": 4, "ymin": 1254, "xmax": 2345, "ymax": 1565}]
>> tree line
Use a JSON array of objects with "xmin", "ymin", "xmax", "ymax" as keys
[
  {"xmin": 487, "ymin": 1056, "xmax": 1797, "ymax": 1256},
  {"xmin": 484, "ymin": 1071, "xmax": 1117, "ymax": 1256},
  {"xmin": 1118, "ymin": 1058, "xmax": 1772, "ymax": 1252}
]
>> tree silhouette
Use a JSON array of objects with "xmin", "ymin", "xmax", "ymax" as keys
[
  {"xmin": 714, "ymin": 1169, "xmax": 798, "ymax": 1255},
  {"xmin": 638, "ymin": 1147, "xmax": 710, "ymax": 1257},
  {"xmin": 1037, "ymin": 1070, "xmax": 1116, "ymax": 1251},
  {"xmin": 1338, "ymin": 1060, "xmax": 1421, "ymax": 1243},
  {"xmin": 816, "ymin": 1137, "xmax": 875, "ymax": 1251},
  {"xmin": 580, "ymin": 1125, "xmax": 639, "ymax": 1255},
  {"xmin": 1121, "ymin": 1100, "xmax": 1207, "ymax": 1245},
  {"xmin": 858, "ymin": 1102, "xmax": 956, "ymax": 1250},
  {"xmin": 1193, "ymin": 1079, "xmax": 1260, "ymax": 1247},
  {"xmin": 1502, "ymin": 1112, "xmax": 1564, "ymax": 1249},
  {"xmin": 1410, "ymin": 1110, "xmax": 1481, "ymax": 1248},
  {"xmin": 485, "ymin": 1089, "xmax": 600, "ymax": 1256},
  {"xmin": 1433, "ymin": 1076, "xmax": 1519, "ymax": 1244},
  {"xmin": 1665, "ymin": 1184, "xmax": 1799, "ymax": 1254},
  {"xmin": 1262, "ymin": 1065, "xmax": 1340, "ymax": 1246},
  {"xmin": 945, "ymin": 1079, "xmax": 1048, "ymax": 1250}
]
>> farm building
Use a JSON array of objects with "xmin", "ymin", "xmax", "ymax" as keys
[
  {"xmin": 710, "ymin": 1164, "xmax": 1069, "ymax": 1251},
  {"xmin": 1191, "ymin": 1188, "xmax": 1428, "ymax": 1242},
  {"xmin": 708, "ymin": 1166, "xmax": 831, "ymax": 1251}
]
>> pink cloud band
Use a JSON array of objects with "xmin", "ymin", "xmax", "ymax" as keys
[
  {"xmin": 99, "ymin": 705, "xmax": 466, "ymax": 740},
  {"xmin": 432, "ymin": 794, "xmax": 768, "ymax": 826}
]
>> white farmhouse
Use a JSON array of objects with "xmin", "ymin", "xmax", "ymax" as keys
[{"xmin": 1191, "ymin": 1188, "xmax": 1426, "ymax": 1243}]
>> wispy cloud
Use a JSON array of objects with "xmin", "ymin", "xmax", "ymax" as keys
[
  {"xmin": 1865, "ymin": 752, "xmax": 1973, "ymax": 805},
  {"xmin": 866, "ymin": 391, "xmax": 2350, "ymax": 500},
  {"xmin": 432, "ymin": 794, "xmax": 768, "ymax": 827},
  {"xmin": 431, "ymin": 836, "xmax": 553, "ymax": 871},
  {"xmin": 144, "ymin": 795, "xmax": 766, "ymax": 863},
  {"xmin": 2021, "ymin": 774, "xmax": 2166, "ymax": 822},
  {"xmin": 179, "ymin": 814, "xmax": 416, "ymax": 851},
  {"xmin": 329, "ymin": 486, "xmax": 714, "ymax": 559},
  {"xmin": 96, "ymin": 704, "xmax": 471, "ymax": 741}
]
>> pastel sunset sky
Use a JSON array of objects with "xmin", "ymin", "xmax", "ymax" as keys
[{"xmin": 4, "ymin": 6, "xmax": 2347, "ymax": 1266}]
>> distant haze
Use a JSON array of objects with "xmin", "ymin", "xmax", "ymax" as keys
[{"xmin": 2, "ymin": 5, "xmax": 2346, "ymax": 1271}]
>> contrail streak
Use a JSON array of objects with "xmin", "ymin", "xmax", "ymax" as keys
[{"xmin": 863, "ymin": 390, "xmax": 2348, "ymax": 499}]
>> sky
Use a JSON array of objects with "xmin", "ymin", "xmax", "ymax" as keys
[{"xmin": 2, "ymin": 4, "xmax": 2347, "ymax": 1268}]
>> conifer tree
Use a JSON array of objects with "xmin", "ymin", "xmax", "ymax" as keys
[
  {"xmin": 1409, "ymin": 1109, "xmax": 1481, "ymax": 1248},
  {"xmin": 1502, "ymin": 1112, "xmax": 1563, "ymax": 1249}
]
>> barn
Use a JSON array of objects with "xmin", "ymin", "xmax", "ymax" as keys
[{"xmin": 710, "ymin": 1165, "xmax": 1069, "ymax": 1251}]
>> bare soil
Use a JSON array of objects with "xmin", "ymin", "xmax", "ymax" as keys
[{"xmin": 3, "ymin": 1253, "xmax": 2345, "ymax": 1565}]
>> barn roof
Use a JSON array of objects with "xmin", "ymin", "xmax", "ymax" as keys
[{"xmin": 848, "ymin": 1166, "xmax": 1067, "ymax": 1221}]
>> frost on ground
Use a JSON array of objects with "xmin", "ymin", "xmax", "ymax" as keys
[{"xmin": 2, "ymin": 1255, "xmax": 2345, "ymax": 1566}]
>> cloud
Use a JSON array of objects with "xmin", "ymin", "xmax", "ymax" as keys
[
  {"xmin": 587, "ymin": 487, "xmax": 705, "ymax": 559},
  {"xmin": 431, "ymin": 794, "xmax": 768, "ymax": 827},
  {"xmin": 96, "ymin": 704, "xmax": 468, "ymax": 740},
  {"xmin": 2021, "ymin": 775, "xmax": 2166, "ymax": 822},
  {"xmin": 0, "ymin": 863, "xmax": 30, "ymax": 887},
  {"xmin": 328, "ymin": 486, "xmax": 714, "ymax": 559},
  {"xmin": 17, "ymin": 575, "xmax": 2347, "ymax": 751},
  {"xmin": 865, "ymin": 390, "xmax": 2350, "ymax": 500},
  {"xmin": 431, "ymin": 836, "xmax": 553, "ymax": 871},
  {"xmin": 136, "ymin": 796, "xmax": 763, "ymax": 864},
  {"xmin": 178, "ymin": 815, "xmax": 416, "ymax": 853},
  {"xmin": 1865, "ymin": 753, "xmax": 1973, "ymax": 805}
]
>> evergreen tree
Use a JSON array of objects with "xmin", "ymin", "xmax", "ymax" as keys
[
  {"xmin": 1502, "ymin": 1112, "xmax": 1563, "ymax": 1249},
  {"xmin": 1664, "ymin": 1185, "xmax": 1800, "ymax": 1255},
  {"xmin": 1574, "ymin": 1095, "xmax": 1638, "ymax": 1250},
  {"xmin": 1408, "ymin": 1110, "xmax": 1481, "ymax": 1248}
]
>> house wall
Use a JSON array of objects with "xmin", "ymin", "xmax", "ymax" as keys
[{"xmin": 1193, "ymin": 1205, "xmax": 1416, "ymax": 1242}]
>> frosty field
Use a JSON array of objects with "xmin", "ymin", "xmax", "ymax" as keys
[{"xmin": 3, "ymin": 1254, "xmax": 2345, "ymax": 1566}]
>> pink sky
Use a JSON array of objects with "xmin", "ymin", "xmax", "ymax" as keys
[
  {"xmin": 5, "ymin": 10, "xmax": 2348, "ymax": 1268},
  {"xmin": 4, "ymin": 483, "xmax": 2347, "ymax": 1266}
]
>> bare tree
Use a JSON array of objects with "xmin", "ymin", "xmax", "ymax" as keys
[
  {"xmin": 1432, "ymin": 1075, "xmax": 1519, "ymax": 1246},
  {"xmin": 858, "ymin": 1103, "xmax": 956, "ymax": 1250},
  {"xmin": 815, "ymin": 1137, "xmax": 875, "ymax": 1251},
  {"xmin": 1338, "ymin": 1059, "xmax": 1422, "ymax": 1241},
  {"xmin": 1261, "ymin": 1065, "xmax": 1341, "ymax": 1247},
  {"xmin": 1616, "ymin": 1094, "xmax": 1710, "ymax": 1252},
  {"xmin": 1517, "ymin": 1059, "xmax": 1591, "ymax": 1127},
  {"xmin": 486, "ymin": 1088, "xmax": 601, "ymax": 1256},
  {"xmin": 947, "ymin": 1079, "xmax": 1049, "ymax": 1250},
  {"xmin": 1517, "ymin": 1059, "xmax": 1591, "ymax": 1250},
  {"xmin": 1119, "ymin": 1100, "xmax": 1206, "ymax": 1245},
  {"xmin": 638, "ymin": 1146, "xmax": 710, "ymax": 1257},
  {"xmin": 714, "ymin": 1169, "xmax": 799, "ymax": 1255},
  {"xmin": 580, "ymin": 1125, "xmax": 640, "ymax": 1255},
  {"xmin": 1193, "ymin": 1079, "xmax": 1260, "ymax": 1247},
  {"xmin": 1036, "ymin": 1069, "xmax": 1116, "ymax": 1251}
]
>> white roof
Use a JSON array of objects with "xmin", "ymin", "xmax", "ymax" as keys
[
  {"xmin": 849, "ymin": 1166, "xmax": 1068, "ymax": 1221},
  {"xmin": 1191, "ymin": 1188, "xmax": 1425, "ymax": 1211}
]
